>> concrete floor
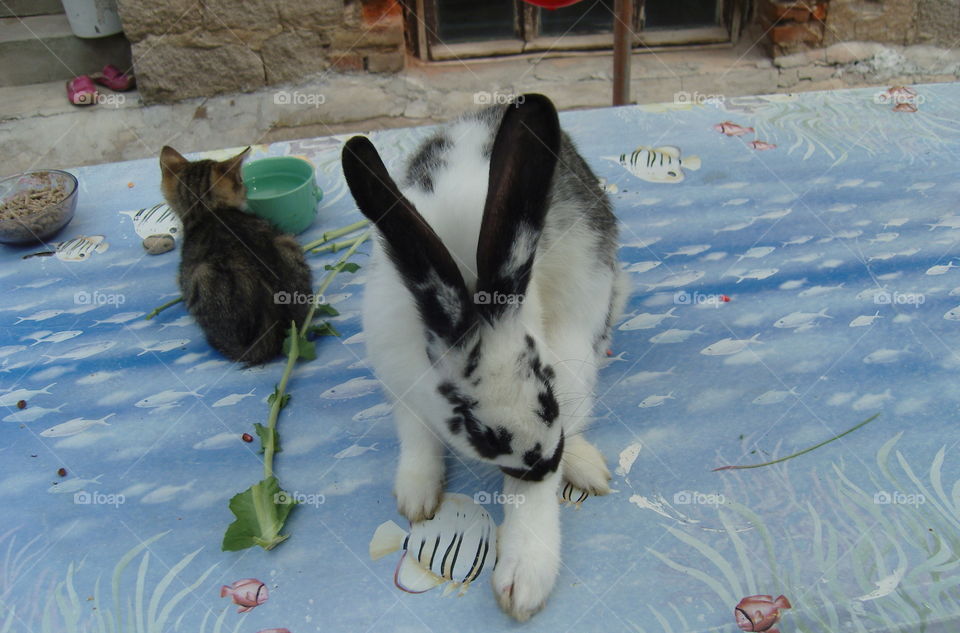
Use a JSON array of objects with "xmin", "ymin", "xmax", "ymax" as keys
[{"xmin": 2, "ymin": 34, "xmax": 958, "ymax": 174}]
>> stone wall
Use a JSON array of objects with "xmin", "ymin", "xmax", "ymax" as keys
[
  {"xmin": 115, "ymin": 0, "xmax": 405, "ymax": 104},
  {"xmin": 761, "ymin": 0, "xmax": 960, "ymax": 56}
]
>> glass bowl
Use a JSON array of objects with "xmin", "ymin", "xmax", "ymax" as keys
[{"xmin": 0, "ymin": 170, "xmax": 78, "ymax": 245}]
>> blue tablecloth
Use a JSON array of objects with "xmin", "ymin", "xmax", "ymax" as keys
[{"xmin": 3, "ymin": 83, "xmax": 960, "ymax": 633}]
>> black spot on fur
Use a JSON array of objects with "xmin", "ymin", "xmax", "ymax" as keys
[
  {"xmin": 537, "ymin": 388, "xmax": 559, "ymax": 426},
  {"xmin": 501, "ymin": 432, "xmax": 564, "ymax": 482},
  {"xmin": 446, "ymin": 416, "xmax": 462, "ymax": 434},
  {"xmin": 463, "ymin": 338, "xmax": 482, "ymax": 378},
  {"xmin": 404, "ymin": 135, "xmax": 451, "ymax": 193},
  {"xmin": 437, "ymin": 382, "xmax": 513, "ymax": 458}
]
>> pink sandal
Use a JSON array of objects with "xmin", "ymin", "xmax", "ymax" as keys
[
  {"xmin": 66, "ymin": 76, "xmax": 97, "ymax": 106},
  {"xmin": 91, "ymin": 65, "xmax": 136, "ymax": 92}
]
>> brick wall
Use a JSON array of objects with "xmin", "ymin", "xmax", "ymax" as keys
[{"xmin": 116, "ymin": 0, "xmax": 405, "ymax": 103}]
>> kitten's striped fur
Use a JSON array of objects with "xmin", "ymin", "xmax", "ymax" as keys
[{"xmin": 160, "ymin": 146, "xmax": 313, "ymax": 365}]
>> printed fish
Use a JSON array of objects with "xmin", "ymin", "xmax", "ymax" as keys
[
  {"xmin": 773, "ymin": 309, "xmax": 831, "ymax": 330},
  {"xmin": 40, "ymin": 413, "xmax": 114, "ymax": 438},
  {"xmin": 42, "ymin": 341, "xmax": 115, "ymax": 364},
  {"xmin": 22, "ymin": 235, "xmax": 109, "ymax": 262},
  {"xmin": 735, "ymin": 594, "xmax": 791, "ymax": 632},
  {"xmin": 91, "ymin": 311, "xmax": 145, "ymax": 326},
  {"xmin": 352, "ymin": 402, "xmax": 393, "ymax": 422},
  {"xmin": 618, "ymin": 308, "xmax": 677, "ymax": 331},
  {"xmin": 713, "ymin": 121, "xmax": 754, "ymax": 136},
  {"xmin": 0, "ymin": 383, "xmax": 56, "ymax": 407},
  {"xmin": 560, "ymin": 482, "xmax": 590, "ymax": 509},
  {"xmin": 714, "ymin": 220, "xmax": 755, "ymax": 234},
  {"xmin": 620, "ymin": 367, "xmax": 676, "ymax": 385},
  {"xmin": 649, "ymin": 326, "xmax": 704, "ymax": 344},
  {"xmin": 638, "ymin": 392, "xmax": 675, "ymax": 408},
  {"xmin": 15, "ymin": 310, "xmax": 64, "ymax": 324},
  {"xmin": 135, "ymin": 386, "xmax": 205, "ymax": 409},
  {"xmin": 20, "ymin": 330, "xmax": 53, "ymax": 344},
  {"xmin": 852, "ymin": 390, "xmax": 894, "ymax": 411},
  {"xmin": 0, "ymin": 345, "xmax": 25, "ymax": 358},
  {"xmin": 369, "ymin": 493, "xmax": 496, "ymax": 596},
  {"xmin": 212, "ymin": 389, "xmax": 256, "ymax": 407},
  {"xmin": 665, "ymin": 244, "xmax": 710, "ymax": 258},
  {"xmin": 753, "ymin": 208, "xmax": 792, "ymax": 221},
  {"xmin": 781, "ymin": 235, "xmax": 813, "ymax": 246},
  {"xmin": 320, "ymin": 376, "xmax": 379, "ymax": 399},
  {"xmin": 737, "ymin": 246, "xmax": 776, "ymax": 261},
  {"xmin": 35, "ymin": 330, "xmax": 82, "ymax": 345},
  {"xmin": 158, "ymin": 315, "xmax": 194, "ymax": 330},
  {"xmin": 624, "ymin": 260, "xmax": 663, "ymax": 274},
  {"xmin": 192, "ymin": 432, "xmax": 239, "ymax": 450},
  {"xmin": 752, "ymin": 388, "xmax": 799, "ymax": 405},
  {"xmin": 926, "ymin": 262, "xmax": 958, "ymax": 276},
  {"xmin": 120, "ymin": 204, "xmax": 182, "ymax": 239},
  {"xmin": 137, "ymin": 338, "xmax": 191, "ymax": 356},
  {"xmin": 2, "ymin": 403, "xmax": 65, "ymax": 423},
  {"xmin": 220, "ymin": 578, "xmax": 268, "ymax": 613},
  {"xmin": 749, "ymin": 140, "xmax": 777, "ymax": 151},
  {"xmin": 644, "ymin": 270, "xmax": 705, "ymax": 290},
  {"xmin": 797, "ymin": 283, "xmax": 843, "ymax": 298},
  {"xmin": 863, "ymin": 347, "xmax": 909, "ymax": 364},
  {"xmin": 700, "ymin": 334, "xmax": 762, "ymax": 356},
  {"xmin": 849, "ymin": 312, "xmax": 882, "ymax": 327},
  {"xmin": 604, "ymin": 146, "xmax": 701, "ymax": 183},
  {"xmin": 869, "ymin": 232, "xmax": 899, "ymax": 243},
  {"xmin": 334, "ymin": 443, "xmax": 379, "ymax": 459},
  {"xmin": 48, "ymin": 474, "xmax": 102, "ymax": 494},
  {"xmin": 927, "ymin": 216, "xmax": 960, "ymax": 230},
  {"xmin": 735, "ymin": 269, "xmax": 778, "ymax": 283}
]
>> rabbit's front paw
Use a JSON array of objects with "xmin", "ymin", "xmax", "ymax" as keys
[
  {"xmin": 394, "ymin": 465, "xmax": 443, "ymax": 522},
  {"xmin": 562, "ymin": 435, "xmax": 611, "ymax": 495},
  {"xmin": 492, "ymin": 532, "xmax": 559, "ymax": 621}
]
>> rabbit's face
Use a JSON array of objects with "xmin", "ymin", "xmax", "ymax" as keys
[{"xmin": 434, "ymin": 330, "xmax": 564, "ymax": 481}]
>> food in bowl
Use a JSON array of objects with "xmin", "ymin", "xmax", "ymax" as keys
[{"xmin": 0, "ymin": 170, "xmax": 78, "ymax": 245}]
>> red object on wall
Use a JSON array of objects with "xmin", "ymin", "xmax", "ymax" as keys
[{"xmin": 520, "ymin": 0, "xmax": 585, "ymax": 9}]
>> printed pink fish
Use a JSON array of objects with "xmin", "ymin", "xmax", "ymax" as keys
[
  {"xmin": 749, "ymin": 140, "xmax": 777, "ymax": 151},
  {"xmin": 886, "ymin": 85, "xmax": 917, "ymax": 101},
  {"xmin": 893, "ymin": 102, "xmax": 917, "ymax": 113},
  {"xmin": 735, "ymin": 594, "xmax": 791, "ymax": 632},
  {"xmin": 714, "ymin": 121, "xmax": 755, "ymax": 136},
  {"xmin": 220, "ymin": 578, "xmax": 268, "ymax": 613},
  {"xmin": 256, "ymin": 630, "xmax": 291, "ymax": 633}
]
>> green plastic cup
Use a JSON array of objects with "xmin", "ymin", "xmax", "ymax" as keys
[{"xmin": 242, "ymin": 156, "xmax": 321, "ymax": 235}]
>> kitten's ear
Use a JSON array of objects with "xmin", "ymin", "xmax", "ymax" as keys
[
  {"xmin": 160, "ymin": 146, "xmax": 187, "ymax": 175},
  {"xmin": 223, "ymin": 146, "xmax": 251, "ymax": 175},
  {"xmin": 220, "ymin": 146, "xmax": 251, "ymax": 184}
]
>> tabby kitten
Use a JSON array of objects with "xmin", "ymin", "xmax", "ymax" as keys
[{"xmin": 159, "ymin": 146, "xmax": 313, "ymax": 365}]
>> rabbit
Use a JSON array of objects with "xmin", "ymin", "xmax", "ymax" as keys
[{"xmin": 341, "ymin": 94, "xmax": 628, "ymax": 621}]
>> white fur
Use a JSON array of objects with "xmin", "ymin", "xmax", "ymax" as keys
[{"xmin": 361, "ymin": 118, "xmax": 622, "ymax": 620}]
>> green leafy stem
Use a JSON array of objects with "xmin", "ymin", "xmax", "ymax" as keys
[{"xmin": 222, "ymin": 227, "xmax": 370, "ymax": 552}]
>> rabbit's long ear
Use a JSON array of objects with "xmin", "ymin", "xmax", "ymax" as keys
[
  {"xmin": 343, "ymin": 136, "xmax": 475, "ymax": 346},
  {"xmin": 476, "ymin": 94, "xmax": 561, "ymax": 321}
]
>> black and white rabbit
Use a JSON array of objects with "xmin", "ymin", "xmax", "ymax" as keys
[{"xmin": 342, "ymin": 94, "xmax": 628, "ymax": 621}]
